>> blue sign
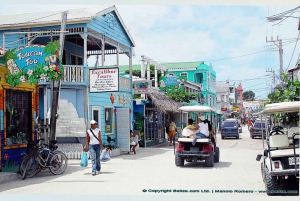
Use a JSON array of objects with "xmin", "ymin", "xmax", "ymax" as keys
[
  {"xmin": 164, "ymin": 77, "xmax": 180, "ymax": 86},
  {"xmin": 13, "ymin": 46, "xmax": 50, "ymax": 71}
]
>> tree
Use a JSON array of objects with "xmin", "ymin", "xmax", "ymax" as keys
[
  {"xmin": 243, "ymin": 91, "xmax": 255, "ymax": 101},
  {"xmin": 165, "ymin": 90, "xmax": 197, "ymax": 103},
  {"xmin": 267, "ymin": 73, "xmax": 300, "ymax": 103}
]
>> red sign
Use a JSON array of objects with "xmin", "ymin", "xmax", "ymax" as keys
[{"xmin": 221, "ymin": 108, "xmax": 227, "ymax": 111}]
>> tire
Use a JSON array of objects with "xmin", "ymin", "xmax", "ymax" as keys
[
  {"xmin": 236, "ymin": 135, "xmax": 239, "ymax": 139},
  {"xmin": 49, "ymin": 152, "xmax": 68, "ymax": 175},
  {"xmin": 221, "ymin": 136, "xmax": 225, "ymax": 140},
  {"xmin": 205, "ymin": 152, "xmax": 214, "ymax": 167},
  {"xmin": 175, "ymin": 155, "xmax": 184, "ymax": 166},
  {"xmin": 19, "ymin": 156, "xmax": 39, "ymax": 179},
  {"xmin": 22, "ymin": 157, "xmax": 32, "ymax": 180},
  {"xmin": 214, "ymin": 147, "xmax": 220, "ymax": 162},
  {"xmin": 261, "ymin": 162, "xmax": 265, "ymax": 181},
  {"xmin": 251, "ymin": 135, "xmax": 254, "ymax": 139},
  {"xmin": 264, "ymin": 167, "xmax": 278, "ymax": 196}
]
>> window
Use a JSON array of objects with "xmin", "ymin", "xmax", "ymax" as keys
[
  {"xmin": 5, "ymin": 90, "xmax": 32, "ymax": 146},
  {"xmin": 70, "ymin": 54, "xmax": 83, "ymax": 65},
  {"xmin": 104, "ymin": 107, "xmax": 114, "ymax": 134},
  {"xmin": 91, "ymin": 106, "xmax": 101, "ymax": 129},
  {"xmin": 168, "ymin": 73, "xmax": 174, "ymax": 76},
  {"xmin": 254, "ymin": 122, "xmax": 266, "ymax": 128},
  {"xmin": 180, "ymin": 72, "xmax": 188, "ymax": 79},
  {"xmin": 222, "ymin": 122, "xmax": 237, "ymax": 127}
]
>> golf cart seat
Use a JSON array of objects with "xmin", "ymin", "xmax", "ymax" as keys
[
  {"xmin": 181, "ymin": 127, "xmax": 197, "ymax": 137},
  {"xmin": 268, "ymin": 134, "xmax": 299, "ymax": 158},
  {"xmin": 178, "ymin": 138, "xmax": 211, "ymax": 143}
]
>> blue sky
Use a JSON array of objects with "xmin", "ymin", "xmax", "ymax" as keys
[{"xmin": 1, "ymin": 1, "xmax": 300, "ymax": 100}]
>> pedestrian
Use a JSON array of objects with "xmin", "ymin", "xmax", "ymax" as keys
[
  {"xmin": 83, "ymin": 120, "xmax": 104, "ymax": 176},
  {"xmin": 168, "ymin": 119, "xmax": 177, "ymax": 146},
  {"xmin": 128, "ymin": 129, "xmax": 138, "ymax": 154}
]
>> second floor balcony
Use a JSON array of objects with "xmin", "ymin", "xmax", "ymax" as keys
[{"xmin": 39, "ymin": 65, "xmax": 131, "ymax": 91}]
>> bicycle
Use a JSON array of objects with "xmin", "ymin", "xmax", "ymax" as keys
[{"xmin": 20, "ymin": 139, "xmax": 68, "ymax": 180}]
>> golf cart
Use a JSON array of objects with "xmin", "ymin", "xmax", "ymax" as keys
[
  {"xmin": 256, "ymin": 101, "xmax": 300, "ymax": 196},
  {"xmin": 175, "ymin": 106, "xmax": 220, "ymax": 167}
]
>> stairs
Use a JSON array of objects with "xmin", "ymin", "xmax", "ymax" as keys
[{"xmin": 56, "ymin": 99, "xmax": 86, "ymax": 137}]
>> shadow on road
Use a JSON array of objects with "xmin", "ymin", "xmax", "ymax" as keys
[
  {"xmin": 0, "ymin": 163, "xmax": 86, "ymax": 192},
  {"xmin": 180, "ymin": 161, "xmax": 232, "ymax": 169}
]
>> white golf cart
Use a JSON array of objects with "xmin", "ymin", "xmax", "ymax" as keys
[
  {"xmin": 256, "ymin": 101, "xmax": 299, "ymax": 196},
  {"xmin": 175, "ymin": 106, "xmax": 220, "ymax": 167}
]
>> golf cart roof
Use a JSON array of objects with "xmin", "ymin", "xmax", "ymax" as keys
[
  {"xmin": 262, "ymin": 101, "xmax": 300, "ymax": 114},
  {"xmin": 179, "ymin": 106, "xmax": 214, "ymax": 112}
]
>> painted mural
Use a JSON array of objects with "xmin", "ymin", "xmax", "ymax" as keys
[
  {"xmin": 4, "ymin": 40, "xmax": 63, "ymax": 88},
  {"xmin": 109, "ymin": 92, "xmax": 132, "ymax": 106},
  {"xmin": 159, "ymin": 75, "xmax": 187, "ymax": 93}
]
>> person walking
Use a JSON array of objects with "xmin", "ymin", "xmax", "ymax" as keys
[
  {"xmin": 83, "ymin": 120, "xmax": 104, "ymax": 176},
  {"xmin": 168, "ymin": 119, "xmax": 177, "ymax": 146}
]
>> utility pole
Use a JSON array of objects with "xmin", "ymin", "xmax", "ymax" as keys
[
  {"xmin": 266, "ymin": 36, "xmax": 283, "ymax": 85},
  {"xmin": 266, "ymin": 68, "xmax": 276, "ymax": 93},
  {"xmin": 49, "ymin": 11, "xmax": 67, "ymax": 141}
]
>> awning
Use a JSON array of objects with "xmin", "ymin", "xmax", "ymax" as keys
[{"xmin": 146, "ymin": 88, "xmax": 182, "ymax": 113}]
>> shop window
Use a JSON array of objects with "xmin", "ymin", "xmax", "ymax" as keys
[
  {"xmin": 104, "ymin": 107, "xmax": 114, "ymax": 135},
  {"xmin": 5, "ymin": 90, "xmax": 32, "ymax": 146},
  {"xmin": 91, "ymin": 106, "xmax": 101, "ymax": 129}
]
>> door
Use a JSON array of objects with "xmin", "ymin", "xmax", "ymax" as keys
[{"xmin": 116, "ymin": 108, "xmax": 130, "ymax": 152}]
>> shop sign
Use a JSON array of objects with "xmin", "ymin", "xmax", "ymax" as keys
[
  {"xmin": 221, "ymin": 108, "xmax": 227, "ymax": 111},
  {"xmin": 4, "ymin": 41, "xmax": 63, "ymax": 88},
  {"xmin": 159, "ymin": 75, "xmax": 186, "ymax": 93},
  {"xmin": 133, "ymin": 80, "xmax": 151, "ymax": 94},
  {"xmin": 89, "ymin": 67, "xmax": 119, "ymax": 92}
]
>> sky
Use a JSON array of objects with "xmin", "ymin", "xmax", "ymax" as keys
[{"xmin": 1, "ymin": 0, "xmax": 300, "ymax": 100}]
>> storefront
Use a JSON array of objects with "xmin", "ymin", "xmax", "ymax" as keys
[{"xmin": 0, "ymin": 41, "xmax": 62, "ymax": 172}]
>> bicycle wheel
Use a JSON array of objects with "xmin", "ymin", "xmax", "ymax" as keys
[
  {"xmin": 49, "ymin": 152, "xmax": 68, "ymax": 175},
  {"xmin": 22, "ymin": 157, "xmax": 32, "ymax": 180},
  {"xmin": 19, "ymin": 156, "xmax": 40, "ymax": 178}
]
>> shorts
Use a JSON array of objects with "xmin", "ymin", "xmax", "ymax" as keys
[
  {"xmin": 130, "ymin": 141, "xmax": 136, "ymax": 146},
  {"xmin": 168, "ymin": 130, "xmax": 176, "ymax": 137}
]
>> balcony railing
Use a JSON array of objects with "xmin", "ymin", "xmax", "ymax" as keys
[
  {"xmin": 39, "ymin": 65, "xmax": 132, "ymax": 91},
  {"xmin": 39, "ymin": 65, "xmax": 85, "ymax": 83}
]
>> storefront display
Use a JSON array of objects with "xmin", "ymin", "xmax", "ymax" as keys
[{"xmin": 105, "ymin": 107, "xmax": 114, "ymax": 134}]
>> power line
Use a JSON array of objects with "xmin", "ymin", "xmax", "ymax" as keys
[{"xmin": 286, "ymin": 30, "xmax": 300, "ymax": 72}]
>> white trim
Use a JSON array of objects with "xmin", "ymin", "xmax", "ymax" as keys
[{"xmin": 91, "ymin": 106, "xmax": 101, "ymax": 130}]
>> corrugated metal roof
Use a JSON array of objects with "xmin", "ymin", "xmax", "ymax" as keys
[
  {"xmin": 161, "ymin": 62, "xmax": 204, "ymax": 69},
  {"xmin": 119, "ymin": 62, "xmax": 204, "ymax": 72},
  {"xmin": 0, "ymin": 6, "xmax": 136, "ymax": 47},
  {"xmin": 0, "ymin": 6, "xmax": 111, "ymax": 27}
]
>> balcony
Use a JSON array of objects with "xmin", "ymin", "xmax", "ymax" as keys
[{"xmin": 39, "ymin": 65, "xmax": 132, "ymax": 91}]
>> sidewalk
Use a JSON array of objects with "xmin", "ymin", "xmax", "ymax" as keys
[{"xmin": 0, "ymin": 172, "xmax": 18, "ymax": 185}]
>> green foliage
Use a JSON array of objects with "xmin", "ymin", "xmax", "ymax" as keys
[
  {"xmin": 133, "ymin": 94, "xmax": 141, "ymax": 99},
  {"xmin": 243, "ymin": 90, "xmax": 255, "ymax": 101},
  {"xmin": 44, "ymin": 40, "xmax": 60, "ymax": 55},
  {"xmin": 4, "ymin": 49, "xmax": 17, "ymax": 63},
  {"xmin": 267, "ymin": 73, "xmax": 300, "ymax": 103},
  {"xmin": 166, "ymin": 90, "xmax": 197, "ymax": 103}
]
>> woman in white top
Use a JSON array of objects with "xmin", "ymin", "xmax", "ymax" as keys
[{"xmin": 83, "ymin": 120, "xmax": 104, "ymax": 176}]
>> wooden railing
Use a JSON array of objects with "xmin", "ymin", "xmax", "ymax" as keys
[{"xmin": 39, "ymin": 65, "xmax": 85, "ymax": 83}]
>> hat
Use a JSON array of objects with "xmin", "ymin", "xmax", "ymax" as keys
[
  {"xmin": 90, "ymin": 120, "xmax": 97, "ymax": 124},
  {"xmin": 198, "ymin": 114, "xmax": 205, "ymax": 120}
]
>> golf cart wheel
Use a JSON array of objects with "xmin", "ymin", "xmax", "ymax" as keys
[
  {"xmin": 221, "ymin": 136, "xmax": 225, "ymax": 140},
  {"xmin": 214, "ymin": 147, "xmax": 220, "ymax": 162},
  {"xmin": 264, "ymin": 167, "xmax": 278, "ymax": 196},
  {"xmin": 205, "ymin": 152, "xmax": 214, "ymax": 167},
  {"xmin": 236, "ymin": 135, "xmax": 239, "ymax": 139},
  {"xmin": 251, "ymin": 135, "xmax": 254, "ymax": 139},
  {"xmin": 175, "ymin": 155, "xmax": 184, "ymax": 166}
]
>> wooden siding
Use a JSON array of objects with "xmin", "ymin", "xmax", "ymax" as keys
[{"xmin": 87, "ymin": 11, "xmax": 132, "ymax": 48}]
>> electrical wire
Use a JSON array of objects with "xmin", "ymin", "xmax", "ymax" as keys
[{"xmin": 286, "ymin": 30, "xmax": 300, "ymax": 72}]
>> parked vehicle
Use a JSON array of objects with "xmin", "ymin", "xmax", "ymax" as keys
[
  {"xmin": 175, "ymin": 106, "xmax": 219, "ymax": 167},
  {"xmin": 220, "ymin": 119, "xmax": 240, "ymax": 139},
  {"xmin": 256, "ymin": 101, "xmax": 299, "ymax": 196},
  {"xmin": 250, "ymin": 119, "xmax": 267, "ymax": 139}
]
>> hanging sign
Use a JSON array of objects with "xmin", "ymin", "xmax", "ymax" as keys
[
  {"xmin": 133, "ymin": 80, "xmax": 151, "ymax": 94},
  {"xmin": 4, "ymin": 41, "xmax": 63, "ymax": 88},
  {"xmin": 89, "ymin": 67, "xmax": 119, "ymax": 92}
]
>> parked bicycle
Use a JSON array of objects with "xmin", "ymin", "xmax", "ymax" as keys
[{"xmin": 19, "ymin": 138, "xmax": 68, "ymax": 180}]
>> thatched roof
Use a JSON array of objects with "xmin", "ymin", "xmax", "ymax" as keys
[{"xmin": 146, "ymin": 88, "xmax": 182, "ymax": 113}]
